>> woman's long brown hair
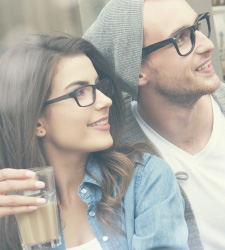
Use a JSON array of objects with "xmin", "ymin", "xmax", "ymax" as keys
[{"xmin": 0, "ymin": 34, "xmax": 149, "ymax": 249}]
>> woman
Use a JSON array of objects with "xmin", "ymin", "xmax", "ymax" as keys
[{"xmin": 0, "ymin": 34, "xmax": 189, "ymax": 250}]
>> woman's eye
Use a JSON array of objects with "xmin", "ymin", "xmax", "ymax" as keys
[{"xmin": 76, "ymin": 88, "xmax": 86, "ymax": 98}]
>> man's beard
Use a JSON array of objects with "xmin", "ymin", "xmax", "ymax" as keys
[{"xmin": 152, "ymin": 69, "xmax": 221, "ymax": 108}]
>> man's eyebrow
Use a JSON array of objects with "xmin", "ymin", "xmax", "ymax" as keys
[
  {"xmin": 168, "ymin": 14, "xmax": 199, "ymax": 38},
  {"xmin": 65, "ymin": 77, "xmax": 99, "ymax": 90}
]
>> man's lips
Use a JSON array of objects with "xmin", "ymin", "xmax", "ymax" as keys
[{"xmin": 196, "ymin": 60, "xmax": 211, "ymax": 71}]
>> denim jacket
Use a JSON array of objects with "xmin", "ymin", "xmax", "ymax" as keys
[{"xmin": 53, "ymin": 153, "xmax": 189, "ymax": 250}]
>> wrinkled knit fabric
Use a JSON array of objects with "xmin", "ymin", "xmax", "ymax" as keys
[
  {"xmin": 84, "ymin": 0, "xmax": 225, "ymax": 249},
  {"xmin": 83, "ymin": 0, "xmax": 143, "ymax": 100}
]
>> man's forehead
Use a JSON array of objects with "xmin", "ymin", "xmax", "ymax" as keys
[
  {"xmin": 143, "ymin": 0, "xmax": 197, "ymax": 44},
  {"xmin": 143, "ymin": 0, "xmax": 196, "ymax": 23}
]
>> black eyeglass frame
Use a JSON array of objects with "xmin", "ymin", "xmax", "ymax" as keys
[
  {"xmin": 142, "ymin": 12, "xmax": 211, "ymax": 57},
  {"xmin": 44, "ymin": 78, "xmax": 114, "ymax": 107}
]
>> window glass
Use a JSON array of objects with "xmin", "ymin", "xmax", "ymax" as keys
[{"xmin": 0, "ymin": 0, "xmax": 109, "ymax": 56}]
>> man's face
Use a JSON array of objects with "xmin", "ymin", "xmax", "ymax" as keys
[{"xmin": 141, "ymin": 0, "xmax": 221, "ymax": 106}]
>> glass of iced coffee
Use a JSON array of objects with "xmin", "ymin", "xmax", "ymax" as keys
[{"xmin": 14, "ymin": 166, "xmax": 62, "ymax": 250}]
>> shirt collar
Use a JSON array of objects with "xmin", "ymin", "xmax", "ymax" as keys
[{"xmin": 82, "ymin": 154, "xmax": 102, "ymax": 187}]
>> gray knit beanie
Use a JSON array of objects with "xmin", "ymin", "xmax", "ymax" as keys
[{"xmin": 83, "ymin": 0, "xmax": 144, "ymax": 100}]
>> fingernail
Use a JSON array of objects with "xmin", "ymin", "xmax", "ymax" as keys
[
  {"xmin": 25, "ymin": 171, "xmax": 36, "ymax": 178},
  {"xmin": 36, "ymin": 198, "xmax": 46, "ymax": 204},
  {"xmin": 28, "ymin": 206, "xmax": 38, "ymax": 210},
  {"xmin": 35, "ymin": 181, "xmax": 45, "ymax": 188}
]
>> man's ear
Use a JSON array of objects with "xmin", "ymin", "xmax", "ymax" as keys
[
  {"xmin": 138, "ymin": 71, "xmax": 148, "ymax": 86},
  {"xmin": 36, "ymin": 120, "xmax": 46, "ymax": 137},
  {"xmin": 138, "ymin": 61, "xmax": 150, "ymax": 86}
]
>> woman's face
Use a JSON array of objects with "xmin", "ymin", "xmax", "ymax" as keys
[{"xmin": 38, "ymin": 54, "xmax": 113, "ymax": 157}]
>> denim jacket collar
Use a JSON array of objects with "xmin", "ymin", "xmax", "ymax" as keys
[{"xmin": 83, "ymin": 154, "xmax": 102, "ymax": 187}]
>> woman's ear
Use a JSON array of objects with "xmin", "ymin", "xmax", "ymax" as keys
[{"xmin": 36, "ymin": 120, "xmax": 46, "ymax": 137}]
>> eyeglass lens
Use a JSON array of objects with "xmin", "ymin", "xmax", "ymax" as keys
[
  {"xmin": 176, "ymin": 16, "xmax": 209, "ymax": 55},
  {"xmin": 75, "ymin": 79, "xmax": 113, "ymax": 107},
  {"xmin": 75, "ymin": 85, "xmax": 93, "ymax": 107},
  {"xmin": 97, "ymin": 79, "xmax": 114, "ymax": 98}
]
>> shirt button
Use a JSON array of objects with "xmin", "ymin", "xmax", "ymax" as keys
[
  {"xmin": 81, "ymin": 188, "xmax": 87, "ymax": 194},
  {"xmin": 89, "ymin": 211, "xmax": 95, "ymax": 217},
  {"xmin": 102, "ymin": 236, "xmax": 108, "ymax": 242}
]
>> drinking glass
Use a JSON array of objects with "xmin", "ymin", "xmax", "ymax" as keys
[{"xmin": 14, "ymin": 166, "xmax": 61, "ymax": 250}]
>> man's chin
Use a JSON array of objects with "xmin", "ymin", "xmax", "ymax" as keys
[{"xmin": 194, "ymin": 73, "xmax": 221, "ymax": 96}]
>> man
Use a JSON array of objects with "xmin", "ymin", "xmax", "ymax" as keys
[{"xmin": 84, "ymin": 0, "xmax": 225, "ymax": 249}]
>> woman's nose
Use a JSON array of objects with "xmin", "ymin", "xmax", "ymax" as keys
[{"xmin": 95, "ymin": 89, "xmax": 112, "ymax": 109}]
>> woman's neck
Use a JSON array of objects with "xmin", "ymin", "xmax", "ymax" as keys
[{"xmin": 45, "ymin": 150, "xmax": 90, "ymax": 207}]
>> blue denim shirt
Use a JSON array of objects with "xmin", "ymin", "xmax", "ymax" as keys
[{"xmin": 53, "ymin": 153, "xmax": 189, "ymax": 250}]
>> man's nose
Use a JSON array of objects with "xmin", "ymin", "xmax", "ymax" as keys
[{"xmin": 194, "ymin": 30, "xmax": 215, "ymax": 54}]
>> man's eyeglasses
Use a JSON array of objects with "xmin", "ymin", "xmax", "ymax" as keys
[
  {"xmin": 44, "ymin": 78, "xmax": 114, "ymax": 107},
  {"xmin": 142, "ymin": 12, "xmax": 211, "ymax": 57}
]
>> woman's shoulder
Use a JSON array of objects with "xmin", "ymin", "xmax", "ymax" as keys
[
  {"xmin": 123, "ymin": 152, "xmax": 184, "ymax": 221},
  {"xmin": 133, "ymin": 153, "xmax": 177, "ymax": 195},
  {"xmin": 137, "ymin": 153, "xmax": 175, "ymax": 177}
]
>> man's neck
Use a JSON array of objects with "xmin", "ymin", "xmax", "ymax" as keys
[{"xmin": 137, "ymin": 94, "xmax": 213, "ymax": 155}]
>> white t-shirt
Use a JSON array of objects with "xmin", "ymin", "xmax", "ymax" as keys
[
  {"xmin": 132, "ymin": 96, "xmax": 225, "ymax": 250},
  {"xmin": 67, "ymin": 238, "xmax": 102, "ymax": 250}
]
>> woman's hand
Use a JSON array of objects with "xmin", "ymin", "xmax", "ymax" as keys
[{"xmin": 0, "ymin": 168, "xmax": 46, "ymax": 219}]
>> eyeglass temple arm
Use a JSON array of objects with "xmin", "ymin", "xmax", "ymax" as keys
[
  {"xmin": 44, "ymin": 93, "xmax": 72, "ymax": 105},
  {"xmin": 142, "ymin": 38, "xmax": 174, "ymax": 56}
]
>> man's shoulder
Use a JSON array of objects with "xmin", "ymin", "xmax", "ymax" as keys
[
  {"xmin": 213, "ymin": 81, "xmax": 225, "ymax": 113},
  {"xmin": 121, "ymin": 94, "xmax": 161, "ymax": 156},
  {"xmin": 121, "ymin": 94, "xmax": 148, "ymax": 143}
]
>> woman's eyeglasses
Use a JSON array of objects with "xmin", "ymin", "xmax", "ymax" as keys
[{"xmin": 44, "ymin": 78, "xmax": 114, "ymax": 107}]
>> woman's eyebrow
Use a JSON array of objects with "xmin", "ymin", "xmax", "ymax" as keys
[
  {"xmin": 65, "ymin": 77, "xmax": 99, "ymax": 90},
  {"xmin": 65, "ymin": 81, "xmax": 88, "ymax": 90}
]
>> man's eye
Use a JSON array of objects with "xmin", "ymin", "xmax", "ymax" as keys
[
  {"xmin": 177, "ymin": 35, "xmax": 185, "ymax": 43},
  {"xmin": 176, "ymin": 30, "xmax": 190, "ymax": 44}
]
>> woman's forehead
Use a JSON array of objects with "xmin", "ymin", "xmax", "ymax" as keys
[{"xmin": 51, "ymin": 55, "xmax": 98, "ymax": 91}]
